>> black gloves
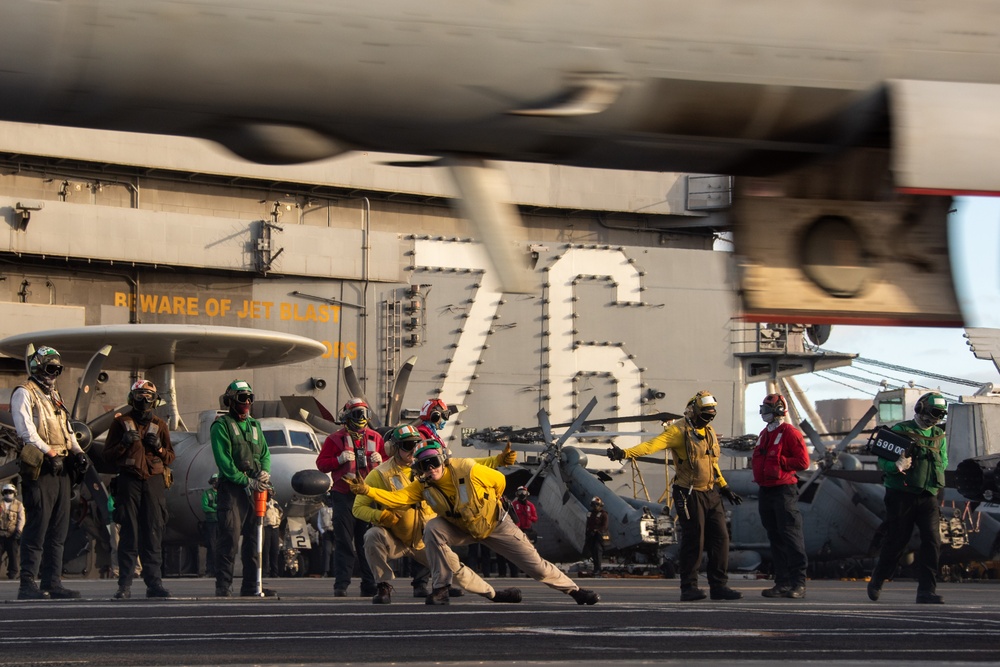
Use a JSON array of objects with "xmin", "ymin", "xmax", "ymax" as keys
[
  {"xmin": 606, "ymin": 445, "xmax": 626, "ymax": 462},
  {"xmin": 125, "ymin": 430, "xmax": 141, "ymax": 445},
  {"xmin": 720, "ymin": 486, "xmax": 743, "ymax": 506},
  {"xmin": 72, "ymin": 452, "xmax": 90, "ymax": 482},
  {"xmin": 49, "ymin": 455, "xmax": 64, "ymax": 476},
  {"xmin": 142, "ymin": 431, "xmax": 160, "ymax": 452}
]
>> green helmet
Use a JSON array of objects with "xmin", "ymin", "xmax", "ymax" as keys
[
  {"xmin": 223, "ymin": 380, "xmax": 254, "ymax": 407},
  {"xmin": 386, "ymin": 424, "xmax": 423, "ymax": 456},
  {"xmin": 915, "ymin": 392, "xmax": 947, "ymax": 426}
]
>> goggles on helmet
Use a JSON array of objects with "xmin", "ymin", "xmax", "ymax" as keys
[
  {"xmin": 346, "ymin": 407, "xmax": 368, "ymax": 422},
  {"xmin": 396, "ymin": 439, "xmax": 420, "ymax": 452},
  {"xmin": 1, "ymin": 490, "xmax": 14, "ymax": 496},
  {"xmin": 42, "ymin": 363, "xmax": 63, "ymax": 377},
  {"xmin": 415, "ymin": 455, "xmax": 444, "ymax": 473},
  {"xmin": 234, "ymin": 392, "xmax": 254, "ymax": 405}
]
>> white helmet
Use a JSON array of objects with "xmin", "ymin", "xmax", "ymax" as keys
[{"xmin": 2, "ymin": 483, "xmax": 15, "ymax": 494}]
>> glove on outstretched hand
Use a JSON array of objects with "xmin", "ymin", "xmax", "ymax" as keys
[
  {"xmin": 500, "ymin": 442, "xmax": 517, "ymax": 466},
  {"xmin": 606, "ymin": 445, "xmax": 626, "ymax": 462},
  {"xmin": 346, "ymin": 475, "xmax": 370, "ymax": 496}
]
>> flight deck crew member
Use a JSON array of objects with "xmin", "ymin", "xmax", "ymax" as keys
[
  {"xmin": 348, "ymin": 442, "xmax": 600, "ymax": 606},
  {"xmin": 353, "ymin": 424, "xmax": 516, "ymax": 604},
  {"xmin": 316, "ymin": 397, "xmax": 385, "ymax": 597},
  {"xmin": 0, "ymin": 483, "xmax": 25, "ymax": 580},
  {"xmin": 867, "ymin": 392, "xmax": 949, "ymax": 605},
  {"xmin": 11, "ymin": 345, "xmax": 90, "ymax": 600},
  {"xmin": 202, "ymin": 474, "xmax": 219, "ymax": 577},
  {"xmin": 211, "ymin": 380, "xmax": 275, "ymax": 597},
  {"xmin": 752, "ymin": 393, "xmax": 810, "ymax": 599},
  {"xmin": 584, "ymin": 496, "xmax": 609, "ymax": 575},
  {"xmin": 607, "ymin": 390, "xmax": 743, "ymax": 602},
  {"xmin": 103, "ymin": 380, "xmax": 175, "ymax": 599},
  {"xmin": 416, "ymin": 398, "xmax": 450, "ymax": 447}
]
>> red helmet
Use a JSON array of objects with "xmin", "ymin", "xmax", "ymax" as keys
[
  {"xmin": 420, "ymin": 398, "xmax": 449, "ymax": 423},
  {"xmin": 341, "ymin": 397, "xmax": 370, "ymax": 431},
  {"xmin": 760, "ymin": 393, "xmax": 787, "ymax": 417}
]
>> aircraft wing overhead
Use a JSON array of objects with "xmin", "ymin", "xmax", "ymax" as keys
[
  {"xmin": 890, "ymin": 80, "xmax": 1000, "ymax": 195},
  {"xmin": 0, "ymin": 325, "xmax": 326, "ymax": 371}
]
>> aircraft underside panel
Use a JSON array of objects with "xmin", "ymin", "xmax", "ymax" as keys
[{"xmin": 890, "ymin": 80, "xmax": 1000, "ymax": 195}]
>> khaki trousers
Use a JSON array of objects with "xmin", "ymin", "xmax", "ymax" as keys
[
  {"xmin": 424, "ymin": 515, "xmax": 578, "ymax": 593},
  {"xmin": 364, "ymin": 525, "xmax": 495, "ymax": 596}
]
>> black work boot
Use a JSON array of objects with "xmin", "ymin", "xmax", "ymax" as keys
[
  {"xmin": 146, "ymin": 583, "xmax": 172, "ymax": 598},
  {"xmin": 43, "ymin": 583, "xmax": 81, "ymax": 599},
  {"xmin": 570, "ymin": 588, "xmax": 600, "ymax": 605},
  {"xmin": 680, "ymin": 587, "xmax": 707, "ymax": 602},
  {"xmin": 425, "ymin": 586, "xmax": 450, "ymax": 605},
  {"xmin": 373, "ymin": 582, "xmax": 392, "ymax": 605},
  {"xmin": 916, "ymin": 591, "xmax": 944, "ymax": 604},
  {"xmin": 783, "ymin": 584, "xmax": 806, "ymax": 599},
  {"xmin": 113, "ymin": 585, "xmax": 131, "ymax": 600},
  {"xmin": 709, "ymin": 586, "xmax": 743, "ymax": 600},
  {"xmin": 867, "ymin": 578, "xmax": 882, "ymax": 602},
  {"xmin": 413, "ymin": 584, "xmax": 430, "ymax": 598},
  {"xmin": 761, "ymin": 584, "xmax": 789, "ymax": 598},
  {"xmin": 18, "ymin": 578, "xmax": 50, "ymax": 600}
]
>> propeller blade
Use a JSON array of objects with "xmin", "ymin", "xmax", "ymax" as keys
[
  {"xmin": 296, "ymin": 408, "xmax": 338, "ymax": 436},
  {"xmin": 0, "ymin": 459, "xmax": 20, "ymax": 480},
  {"xmin": 71, "ymin": 345, "xmax": 112, "ymax": 423},
  {"xmin": 387, "ymin": 356, "xmax": 416, "ymax": 427},
  {"xmin": 342, "ymin": 357, "xmax": 367, "ymax": 401},
  {"xmin": 550, "ymin": 410, "xmax": 680, "ymax": 429},
  {"xmin": 342, "ymin": 357, "xmax": 380, "ymax": 428},
  {"xmin": 87, "ymin": 405, "xmax": 127, "ymax": 439},
  {"xmin": 80, "ymin": 464, "xmax": 112, "ymax": 534}
]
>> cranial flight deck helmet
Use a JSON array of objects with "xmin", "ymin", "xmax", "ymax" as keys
[
  {"xmin": 914, "ymin": 392, "xmax": 948, "ymax": 427},
  {"xmin": 27, "ymin": 345, "xmax": 63, "ymax": 387},
  {"xmin": 515, "ymin": 485, "xmax": 529, "ymax": 500},
  {"xmin": 759, "ymin": 393, "xmax": 788, "ymax": 420},
  {"xmin": 128, "ymin": 379, "xmax": 158, "ymax": 412},
  {"xmin": 385, "ymin": 424, "xmax": 423, "ymax": 456},
  {"xmin": 413, "ymin": 441, "xmax": 447, "ymax": 474},
  {"xmin": 420, "ymin": 398, "xmax": 449, "ymax": 424},
  {"xmin": 340, "ymin": 397, "xmax": 370, "ymax": 432},
  {"xmin": 685, "ymin": 390, "xmax": 718, "ymax": 428},
  {"xmin": 223, "ymin": 380, "xmax": 254, "ymax": 418}
]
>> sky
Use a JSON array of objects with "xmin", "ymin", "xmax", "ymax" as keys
[{"xmin": 741, "ymin": 196, "xmax": 1000, "ymax": 430}]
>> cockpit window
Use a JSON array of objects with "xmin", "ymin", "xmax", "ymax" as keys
[
  {"xmin": 263, "ymin": 428, "xmax": 320, "ymax": 451},
  {"xmin": 263, "ymin": 430, "xmax": 286, "ymax": 447},
  {"xmin": 288, "ymin": 430, "xmax": 318, "ymax": 450}
]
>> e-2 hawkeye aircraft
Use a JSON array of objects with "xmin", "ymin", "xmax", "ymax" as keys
[
  {"xmin": 0, "ymin": 0, "xmax": 993, "ymax": 322},
  {"xmin": 0, "ymin": 324, "xmax": 335, "ymax": 562}
]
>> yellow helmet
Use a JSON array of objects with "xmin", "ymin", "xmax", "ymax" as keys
[{"xmin": 685, "ymin": 390, "xmax": 718, "ymax": 428}]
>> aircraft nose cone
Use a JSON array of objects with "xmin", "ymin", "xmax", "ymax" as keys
[{"xmin": 291, "ymin": 468, "xmax": 332, "ymax": 496}]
